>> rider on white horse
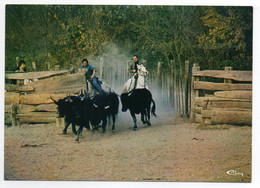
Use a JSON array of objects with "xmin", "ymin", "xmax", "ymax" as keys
[{"xmin": 123, "ymin": 55, "xmax": 149, "ymax": 94}]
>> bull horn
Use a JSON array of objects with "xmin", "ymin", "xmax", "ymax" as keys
[
  {"xmin": 50, "ymin": 95, "xmax": 58, "ymax": 105},
  {"xmin": 68, "ymin": 95, "xmax": 73, "ymax": 103},
  {"xmin": 93, "ymin": 103, "xmax": 98, "ymax": 108}
]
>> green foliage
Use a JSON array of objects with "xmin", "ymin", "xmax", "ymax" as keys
[
  {"xmin": 197, "ymin": 6, "xmax": 252, "ymax": 70},
  {"xmin": 5, "ymin": 5, "xmax": 252, "ymax": 71}
]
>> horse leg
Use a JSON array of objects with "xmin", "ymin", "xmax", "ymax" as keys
[
  {"xmin": 130, "ymin": 111, "xmax": 137, "ymax": 131},
  {"xmin": 146, "ymin": 108, "xmax": 151, "ymax": 126},
  {"xmin": 141, "ymin": 111, "xmax": 147, "ymax": 125},
  {"xmin": 63, "ymin": 120, "xmax": 71, "ymax": 134}
]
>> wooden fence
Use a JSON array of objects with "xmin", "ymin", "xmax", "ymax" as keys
[
  {"xmin": 5, "ymin": 58, "xmax": 192, "ymax": 126},
  {"xmin": 5, "ymin": 71, "xmax": 84, "ymax": 126},
  {"xmin": 145, "ymin": 60, "xmax": 191, "ymax": 115},
  {"xmin": 12, "ymin": 58, "xmax": 255, "ymax": 127},
  {"xmin": 190, "ymin": 64, "xmax": 252, "ymax": 125}
]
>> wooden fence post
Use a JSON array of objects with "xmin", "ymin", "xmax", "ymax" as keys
[
  {"xmin": 170, "ymin": 60, "xmax": 175, "ymax": 107},
  {"xmin": 56, "ymin": 117, "xmax": 65, "ymax": 128},
  {"xmin": 127, "ymin": 60, "xmax": 131, "ymax": 77},
  {"xmin": 157, "ymin": 62, "xmax": 162, "ymax": 77},
  {"xmin": 54, "ymin": 65, "xmax": 60, "ymax": 71},
  {"xmin": 191, "ymin": 63, "xmax": 200, "ymax": 122},
  {"xmin": 16, "ymin": 57, "xmax": 19, "ymax": 67},
  {"xmin": 185, "ymin": 60, "xmax": 190, "ymax": 116},
  {"xmin": 99, "ymin": 57, "xmax": 104, "ymax": 80},
  {"xmin": 126, "ymin": 60, "xmax": 130, "ymax": 70},
  {"xmin": 179, "ymin": 61, "xmax": 184, "ymax": 114},
  {"xmin": 224, "ymin": 67, "xmax": 233, "ymax": 84},
  {"xmin": 32, "ymin": 62, "xmax": 37, "ymax": 71},
  {"xmin": 45, "ymin": 62, "xmax": 51, "ymax": 71},
  {"xmin": 143, "ymin": 60, "xmax": 147, "ymax": 67},
  {"xmin": 172, "ymin": 60, "xmax": 178, "ymax": 111},
  {"xmin": 157, "ymin": 62, "xmax": 163, "ymax": 97},
  {"xmin": 17, "ymin": 80, "xmax": 24, "ymax": 86},
  {"xmin": 201, "ymin": 100, "xmax": 212, "ymax": 126},
  {"xmin": 11, "ymin": 103, "xmax": 20, "ymax": 126}
]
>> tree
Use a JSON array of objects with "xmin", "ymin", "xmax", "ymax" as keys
[
  {"xmin": 5, "ymin": 5, "xmax": 252, "ymax": 72},
  {"xmin": 197, "ymin": 6, "xmax": 252, "ymax": 70}
]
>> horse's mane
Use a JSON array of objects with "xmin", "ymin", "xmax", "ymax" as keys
[{"xmin": 137, "ymin": 64, "xmax": 148, "ymax": 76}]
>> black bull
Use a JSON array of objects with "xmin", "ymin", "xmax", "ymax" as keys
[
  {"xmin": 120, "ymin": 89, "xmax": 156, "ymax": 130},
  {"xmin": 51, "ymin": 95, "xmax": 85, "ymax": 135},
  {"xmin": 51, "ymin": 92, "xmax": 119, "ymax": 142}
]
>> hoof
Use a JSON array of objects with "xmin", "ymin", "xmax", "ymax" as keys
[
  {"xmin": 147, "ymin": 122, "xmax": 151, "ymax": 126},
  {"xmin": 75, "ymin": 138, "xmax": 79, "ymax": 142},
  {"xmin": 112, "ymin": 126, "xmax": 115, "ymax": 131},
  {"xmin": 133, "ymin": 127, "xmax": 138, "ymax": 131},
  {"xmin": 62, "ymin": 131, "xmax": 67, "ymax": 134}
]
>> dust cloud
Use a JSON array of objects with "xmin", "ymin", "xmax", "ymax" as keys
[{"xmin": 85, "ymin": 43, "xmax": 177, "ymax": 119}]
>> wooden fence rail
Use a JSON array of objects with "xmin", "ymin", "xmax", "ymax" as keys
[
  {"xmin": 6, "ymin": 93, "xmax": 67, "ymax": 126},
  {"xmin": 190, "ymin": 64, "xmax": 252, "ymax": 125}
]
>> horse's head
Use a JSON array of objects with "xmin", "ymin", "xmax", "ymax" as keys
[{"xmin": 137, "ymin": 64, "xmax": 148, "ymax": 76}]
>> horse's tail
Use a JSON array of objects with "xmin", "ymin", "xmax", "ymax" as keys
[{"xmin": 151, "ymin": 99, "xmax": 156, "ymax": 117}]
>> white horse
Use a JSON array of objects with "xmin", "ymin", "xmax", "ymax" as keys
[{"xmin": 122, "ymin": 64, "xmax": 149, "ymax": 93}]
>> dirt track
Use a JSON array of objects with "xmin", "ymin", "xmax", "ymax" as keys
[{"xmin": 4, "ymin": 113, "xmax": 251, "ymax": 182}]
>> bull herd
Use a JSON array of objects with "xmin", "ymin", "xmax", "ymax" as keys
[{"xmin": 51, "ymin": 89, "xmax": 156, "ymax": 142}]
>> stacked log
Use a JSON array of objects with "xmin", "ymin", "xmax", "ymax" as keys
[
  {"xmin": 191, "ymin": 66, "xmax": 252, "ymax": 126},
  {"xmin": 5, "ymin": 93, "xmax": 67, "ymax": 126},
  {"xmin": 5, "ymin": 84, "xmax": 35, "ymax": 93},
  {"xmin": 5, "ymin": 72, "xmax": 87, "ymax": 126}
]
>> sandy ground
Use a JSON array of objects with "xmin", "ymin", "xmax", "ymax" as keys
[{"xmin": 4, "ymin": 113, "xmax": 251, "ymax": 182}]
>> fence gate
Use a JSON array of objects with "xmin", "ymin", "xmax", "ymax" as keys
[{"xmin": 190, "ymin": 64, "xmax": 252, "ymax": 125}]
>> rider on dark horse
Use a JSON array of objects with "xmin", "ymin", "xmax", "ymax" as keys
[
  {"xmin": 128, "ymin": 55, "xmax": 140, "ymax": 92},
  {"xmin": 121, "ymin": 55, "xmax": 156, "ymax": 130},
  {"xmin": 81, "ymin": 58, "xmax": 105, "ymax": 94}
]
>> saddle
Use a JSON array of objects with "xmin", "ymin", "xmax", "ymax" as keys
[{"xmin": 88, "ymin": 77, "xmax": 102, "ymax": 87}]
